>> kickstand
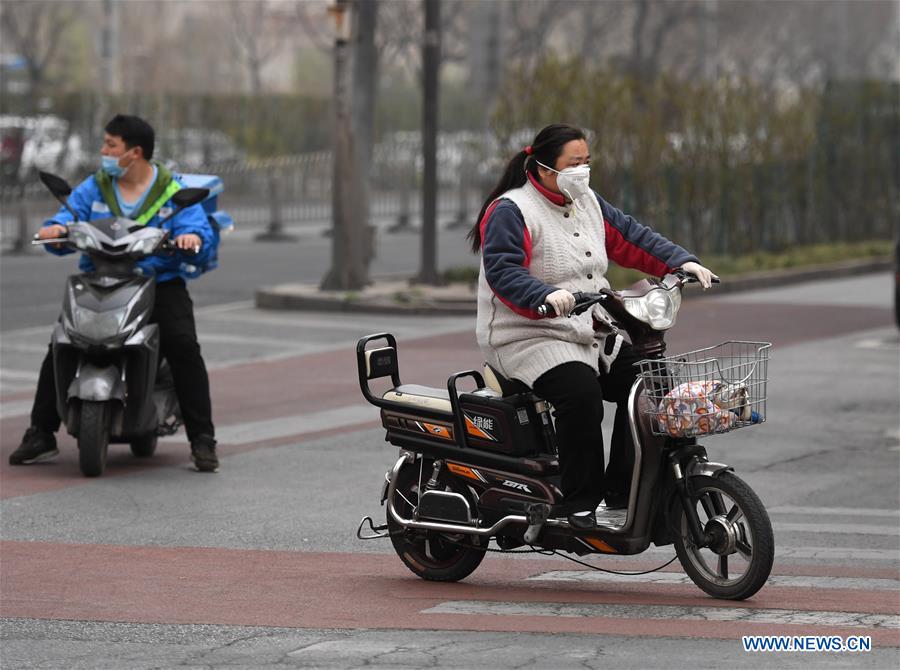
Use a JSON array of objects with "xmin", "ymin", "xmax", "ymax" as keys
[
  {"xmin": 356, "ymin": 515, "xmax": 390, "ymax": 540},
  {"xmin": 524, "ymin": 503, "xmax": 551, "ymax": 544}
]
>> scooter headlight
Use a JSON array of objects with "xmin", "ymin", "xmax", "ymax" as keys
[
  {"xmin": 70, "ymin": 229, "xmax": 99, "ymax": 251},
  {"xmin": 72, "ymin": 305, "xmax": 130, "ymax": 342},
  {"xmin": 623, "ymin": 287, "xmax": 682, "ymax": 330}
]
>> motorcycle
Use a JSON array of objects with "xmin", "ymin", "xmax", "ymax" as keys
[
  {"xmin": 356, "ymin": 272, "xmax": 775, "ymax": 600},
  {"xmin": 32, "ymin": 171, "xmax": 217, "ymax": 477}
]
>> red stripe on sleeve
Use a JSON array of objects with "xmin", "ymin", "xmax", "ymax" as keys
[{"xmin": 604, "ymin": 218, "xmax": 670, "ymax": 277}]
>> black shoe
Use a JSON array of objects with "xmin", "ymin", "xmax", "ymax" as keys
[
  {"xmin": 567, "ymin": 511, "xmax": 597, "ymax": 530},
  {"xmin": 603, "ymin": 491, "xmax": 629, "ymax": 510},
  {"xmin": 9, "ymin": 427, "xmax": 58, "ymax": 465},
  {"xmin": 190, "ymin": 435, "xmax": 219, "ymax": 472}
]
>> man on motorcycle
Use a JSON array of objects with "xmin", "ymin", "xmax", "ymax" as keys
[
  {"xmin": 468, "ymin": 123, "xmax": 716, "ymax": 529},
  {"xmin": 9, "ymin": 114, "xmax": 220, "ymax": 472}
]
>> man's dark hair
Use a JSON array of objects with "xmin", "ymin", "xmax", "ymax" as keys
[{"xmin": 104, "ymin": 114, "xmax": 155, "ymax": 160}]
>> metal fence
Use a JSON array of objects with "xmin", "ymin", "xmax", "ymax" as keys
[{"xmin": 0, "ymin": 135, "xmax": 494, "ymax": 250}]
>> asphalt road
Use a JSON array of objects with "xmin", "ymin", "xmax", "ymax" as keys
[{"xmin": 0, "ymin": 241, "xmax": 898, "ymax": 668}]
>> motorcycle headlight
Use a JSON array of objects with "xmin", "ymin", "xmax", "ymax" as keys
[
  {"xmin": 623, "ymin": 287, "xmax": 682, "ymax": 330},
  {"xmin": 72, "ymin": 305, "xmax": 130, "ymax": 342},
  {"xmin": 70, "ymin": 229, "xmax": 99, "ymax": 251},
  {"xmin": 127, "ymin": 237, "xmax": 149, "ymax": 255}
]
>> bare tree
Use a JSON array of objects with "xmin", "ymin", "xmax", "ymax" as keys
[
  {"xmin": 228, "ymin": 0, "xmax": 293, "ymax": 94},
  {"xmin": 0, "ymin": 0, "xmax": 75, "ymax": 109},
  {"xmin": 321, "ymin": 0, "xmax": 379, "ymax": 290}
]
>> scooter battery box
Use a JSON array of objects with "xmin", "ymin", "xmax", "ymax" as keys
[{"xmin": 458, "ymin": 390, "xmax": 546, "ymax": 456}]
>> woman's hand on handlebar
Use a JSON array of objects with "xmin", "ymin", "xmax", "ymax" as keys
[
  {"xmin": 544, "ymin": 289, "xmax": 576, "ymax": 317},
  {"xmin": 680, "ymin": 261, "xmax": 719, "ymax": 289}
]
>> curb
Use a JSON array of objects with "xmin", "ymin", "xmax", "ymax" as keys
[{"xmin": 255, "ymin": 257, "xmax": 893, "ymax": 314}]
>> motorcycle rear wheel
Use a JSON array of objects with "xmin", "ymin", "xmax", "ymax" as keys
[
  {"xmin": 672, "ymin": 472, "xmax": 774, "ymax": 600},
  {"xmin": 78, "ymin": 401, "xmax": 110, "ymax": 477},
  {"xmin": 386, "ymin": 460, "xmax": 486, "ymax": 582}
]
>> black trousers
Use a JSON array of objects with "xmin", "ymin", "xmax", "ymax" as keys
[
  {"xmin": 31, "ymin": 278, "xmax": 215, "ymax": 443},
  {"xmin": 532, "ymin": 341, "xmax": 640, "ymax": 513}
]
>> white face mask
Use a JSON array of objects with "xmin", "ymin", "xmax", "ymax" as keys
[{"xmin": 537, "ymin": 161, "xmax": 592, "ymax": 203}]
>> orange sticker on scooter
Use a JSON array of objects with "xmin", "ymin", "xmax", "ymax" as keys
[{"xmin": 583, "ymin": 537, "xmax": 619, "ymax": 553}]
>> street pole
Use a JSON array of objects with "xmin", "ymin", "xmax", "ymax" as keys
[
  {"xmin": 321, "ymin": 0, "xmax": 366, "ymax": 290},
  {"xmin": 417, "ymin": 0, "xmax": 441, "ymax": 284}
]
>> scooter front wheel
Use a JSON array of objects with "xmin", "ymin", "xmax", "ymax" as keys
[
  {"xmin": 387, "ymin": 460, "xmax": 486, "ymax": 582},
  {"xmin": 78, "ymin": 401, "xmax": 110, "ymax": 477},
  {"xmin": 672, "ymin": 472, "xmax": 774, "ymax": 600},
  {"xmin": 130, "ymin": 433, "xmax": 158, "ymax": 458}
]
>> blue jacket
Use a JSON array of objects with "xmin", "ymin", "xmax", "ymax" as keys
[{"xmin": 43, "ymin": 169, "xmax": 215, "ymax": 283}]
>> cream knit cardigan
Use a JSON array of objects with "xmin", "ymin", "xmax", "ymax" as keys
[{"xmin": 476, "ymin": 180, "xmax": 622, "ymax": 387}]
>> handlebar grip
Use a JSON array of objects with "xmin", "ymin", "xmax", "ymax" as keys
[{"xmin": 537, "ymin": 304, "xmax": 554, "ymax": 317}]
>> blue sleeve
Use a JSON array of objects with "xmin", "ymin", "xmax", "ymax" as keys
[
  {"xmin": 482, "ymin": 200, "xmax": 555, "ymax": 317},
  {"xmin": 42, "ymin": 176, "xmax": 99, "ymax": 257},
  {"xmin": 164, "ymin": 190, "xmax": 215, "ymax": 269}
]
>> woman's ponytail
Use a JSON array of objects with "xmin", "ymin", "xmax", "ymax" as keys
[
  {"xmin": 467, "ymin": 149, "xmax": 530, "ymax": 252},
  {"xmin": 466, "ymin": 124, "xmax": 587, "ymax": 253}
]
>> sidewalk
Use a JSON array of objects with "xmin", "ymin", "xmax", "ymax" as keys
[{"xmin": 256, "ymin": 257, "xmax": 893, "ymax": 314}]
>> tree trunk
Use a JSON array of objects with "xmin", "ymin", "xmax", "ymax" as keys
[
  {"xmin": 351, "ymin": 0, "xmax": 378, "ymax": 272},
  {"xmin": 320, "ymin": 0, "xmax": 367, "ymax": 290}
]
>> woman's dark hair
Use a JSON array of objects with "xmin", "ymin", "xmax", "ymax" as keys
[
  {"xmin": 104, "ymin": 114, "xmax": 155, "ymax": 160},
  {"xmin": 467, "ymin": 123, "xmax": 586, "ymax": 252}
]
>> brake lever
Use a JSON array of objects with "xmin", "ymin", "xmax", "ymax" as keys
[{"xmin": 537, "ymin": 292, "xmax": 605, "ymax": 317}]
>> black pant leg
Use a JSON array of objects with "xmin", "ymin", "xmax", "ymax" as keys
[
  {"xmin": 151, "ymin": 279, "xmax": 214, "ymax": 443},
  {"xmin": 598, "ymin": 341, "xmax": 642, "ymax": 494},
  {"xmin": 30, "ymin": 345, "xmax": 61, "ymax": 433},
  {"xmin": 532, "ymin": 361, "xmax": 606, "ymax": 512}
]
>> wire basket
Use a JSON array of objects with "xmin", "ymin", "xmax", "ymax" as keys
[{"xmin": 637, "ymin": 341, "xmax": 771, "ymax": 438}]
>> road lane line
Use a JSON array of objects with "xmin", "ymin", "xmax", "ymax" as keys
[
  {"xmin": 0, "ymin": 369, "xmax": 38, "ymax": 381},
  {"xmin": 770, "ymin": 506, "xmax": 900, "ymax": 518},
  {"xmin": 0, "ymin": 399, "xmax": 33, "ymax": 420},
  {"xmin": 773, "ymin": 522, "xmax": 900, "ymax": 536},
  {"xmin": 526, "ymin": 571, "xmax": 900, "ymax": 591},
  {"xmin": 422, "ymin": 600, "xmax": 900, "ymax": 629},
  {"xmin": 159, "ymin": 403, "xmax": 375, "ymax": 445},
  {"xmin": 198, "ymin": 332, "xmax": 320, "ymax": 348}
]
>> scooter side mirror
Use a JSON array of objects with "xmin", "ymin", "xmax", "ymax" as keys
[
  {"xmin": 38, "ymin": 171, "xmax": 79, "ymax": 221},
  {"xmin": 39, "ymin": 171, "xmax": 73, "ymax": 199},
  {"xmin": 171, "ymin": 188, "xmax": 209, "ymax": 210}
]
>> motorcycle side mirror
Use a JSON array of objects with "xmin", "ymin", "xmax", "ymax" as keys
[
  {"xmin": 38, "ymin": 171, "xmax": 79, "ymax": 221},
  {"xmin": 39, "ymin": 171, "xmax": 72, "ymax": 198},
  {"xmin": 156, "ymin": 187, "xmax": 210, "ymax": 228},
  {"xmin": 171, "ymin": 188, "xmax": 209, "ymax": 210}
]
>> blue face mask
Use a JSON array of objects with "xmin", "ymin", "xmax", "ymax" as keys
[{"xmin": 100, "ymin": 152, "xmax": 133, "ymax": 178}]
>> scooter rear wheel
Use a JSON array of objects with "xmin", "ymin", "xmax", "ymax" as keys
[
  {"xmin": 387, "ymin": 460, "xmax": 486, "ymax": 582},
  {"xmin": 672, "ymin": 472, "xmax": 774, "ymax": 600},
  {"xmin": 78, "ymin": 401, "xmax": 110, "ymax": 477}
]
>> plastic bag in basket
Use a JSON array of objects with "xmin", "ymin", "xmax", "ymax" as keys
[{"xmin": 657, "ymin": 380, "xmax": 749, "ymax": 437}]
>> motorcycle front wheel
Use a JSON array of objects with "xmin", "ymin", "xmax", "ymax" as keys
[
  {"xmin": 386, "ymin": 459, "xmax": 486, "ymax": 582},
  {"xmin": 78, "ymin": 401, "xmax": 110, "ymax": 477},
  {"xmin": 130, "ymin": 432, "xmax": 158, "ymax": 458},
  {"xmin": 671, "ymin": 472, "xmax": 774, "ymax": 600}
]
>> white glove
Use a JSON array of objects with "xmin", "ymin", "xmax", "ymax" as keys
[
  {"xmin": 681, "ymin": 261, "xmax": 718, "ymax": 289},
  {"xmin": 545, "ymin": 289, "xmax": 576, "ymax": 317}
]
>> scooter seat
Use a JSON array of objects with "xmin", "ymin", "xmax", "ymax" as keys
[{"xmin": 382, "ymin": 384, "xmax": 452, "ymax": 414}]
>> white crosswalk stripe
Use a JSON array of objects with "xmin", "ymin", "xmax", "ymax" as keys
[
  {"xmin": 423, "ymin": 600, "xmax": 900, "ymax": 629},
  {"xmin": 526, "ymin": 571, "xmax": 899, "ymax": 591}
]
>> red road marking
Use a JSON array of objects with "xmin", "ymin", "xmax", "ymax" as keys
[{"xmin": 1, "ymin": 541, "xmax": 897, "ymax": 644}]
